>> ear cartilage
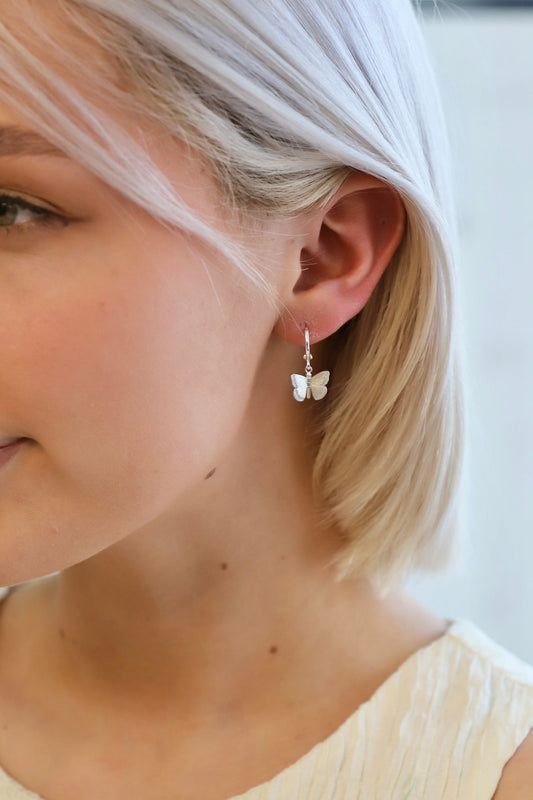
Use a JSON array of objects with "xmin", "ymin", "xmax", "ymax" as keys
[{"xmin": 290, "ymin": 324, "xmax": 330, "ymax": 401}]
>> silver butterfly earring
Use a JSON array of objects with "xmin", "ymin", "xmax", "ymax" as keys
[{"xmin": 290, "ymin": 324, "xmax": 330, "ymax": 402}]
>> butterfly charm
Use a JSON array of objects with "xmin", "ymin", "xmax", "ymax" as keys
[{"xmin": 290, "ymin": 370, "xmax": 330, "ymax": 401}]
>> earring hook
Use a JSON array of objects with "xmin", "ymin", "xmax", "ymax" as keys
[{"xmin": 304, "ymin": 323, "xmax": 312, "ymax": 376}]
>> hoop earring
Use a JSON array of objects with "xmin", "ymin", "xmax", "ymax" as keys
[{"xmin": 290, "ymin": 324, "xmax": 330, "ymax": 402}]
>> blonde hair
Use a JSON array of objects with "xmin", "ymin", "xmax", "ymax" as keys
[{"xmin": 0, "ymin": 0, "xmax": 465, "ymax": 587}]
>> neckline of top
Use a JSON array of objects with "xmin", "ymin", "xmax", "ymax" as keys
[
  {"xmin": 0, "ymin": 583, "xmax": 467, "ymax": 800},
  {"xmin": 228, "ymin": 618, "xmax": 466, "ymax": 798}
]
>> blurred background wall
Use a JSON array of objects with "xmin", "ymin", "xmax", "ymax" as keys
[{"xmin": 408, "ymin": 2, "xmax": 533, "ymax": 661}]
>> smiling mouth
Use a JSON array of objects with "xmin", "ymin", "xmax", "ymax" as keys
[
  {"xmin": 0, "ymin": 438, "xmax": 27, "ymax": 469},
  {"xmin": 0, "ymin": 437, "xmax": 32, "ymax": 453},
  {"xmin": 0, "ymin": 437, "xmax": 25, "ymax": 448}
]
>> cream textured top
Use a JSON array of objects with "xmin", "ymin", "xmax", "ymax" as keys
[{"xmin": 0, "ymin": 584, "xmax": 532, "ymax": 799}]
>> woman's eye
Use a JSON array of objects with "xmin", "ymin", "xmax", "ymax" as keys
[{"xmin": 0, "ymin": 193, "xmax": 65, "ymax": 234}]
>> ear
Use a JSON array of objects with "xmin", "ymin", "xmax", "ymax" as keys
[{"xmin": 274, "ymin": 171, "xmax": 406, "ymax": 346}]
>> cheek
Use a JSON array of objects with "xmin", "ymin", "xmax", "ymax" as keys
[
  {"xmin": 0, "ymin": 245, "xmax": 259, "ymax": 581},
  {"xmin": 13, "ymin": 267, "xmax": 240, "ymax": 483}
]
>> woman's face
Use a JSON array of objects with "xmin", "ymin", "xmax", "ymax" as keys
[{"xmin": 0, "ymin": 92, "xmax": 299, "ymax": 584}]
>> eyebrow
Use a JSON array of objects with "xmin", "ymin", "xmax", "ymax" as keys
[{"xmin": 0, "ymin": 125, "xmax": 68, "ymax": 158}]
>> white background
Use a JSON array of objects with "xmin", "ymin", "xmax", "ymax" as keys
[{"xmin": 408, "ymin": 7, "xmax": 533, "ymax": 662}]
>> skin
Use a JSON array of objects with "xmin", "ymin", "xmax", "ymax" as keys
[{"xmin": 0, "ymin": 4, "xmax": 529, "ymax": 800}]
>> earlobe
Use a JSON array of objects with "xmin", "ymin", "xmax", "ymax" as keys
[{"xmin": 275, "ymin": 173, "xmax": 406, "ymax": 347}]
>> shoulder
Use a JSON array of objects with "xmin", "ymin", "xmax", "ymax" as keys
[
  {"xmin": 447, "ymin": 620, "xmax": 533, "ymax": 689},
  {"xmin": 445, "ymin": 622, "xmax": 533, "ymax": 799},
  {"xmin": 492, "ymin": 728, "xmax": 533, "ymax": 799}
]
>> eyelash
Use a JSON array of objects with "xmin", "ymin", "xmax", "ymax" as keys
[{"xmin": 0, "ymin": 193, "xmax": 67, "ymax": 236}]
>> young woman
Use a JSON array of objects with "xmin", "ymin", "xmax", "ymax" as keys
[{"xmin": 0, "ymin": 1, "xmax": 531, "ymax": 798}]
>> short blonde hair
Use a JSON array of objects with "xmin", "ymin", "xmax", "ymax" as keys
[{"xmin": 0, "ymin": 0, "xmax": 465, "ymax": 587}]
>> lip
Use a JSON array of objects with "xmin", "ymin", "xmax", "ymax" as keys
[
  {"xmin": 0, "ymin": 436, "xmax": 23, "ymax": 447},
  {"xmin": 0, "ymin": 438, "xmax": 25, "ymax": 470}
]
